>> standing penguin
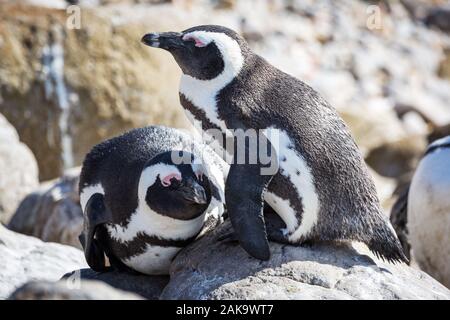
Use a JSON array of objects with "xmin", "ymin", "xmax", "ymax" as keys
[
  {"xmin": 393, "ymin": 136, "xmax": 450, "ymax": 286},
  {"xmin": 141, "ymin": 25, "xmax": 407, "ymax": 263},
  {"xmin": 79, "ymin": 126, "xmax": 227, "ymax": 275}
]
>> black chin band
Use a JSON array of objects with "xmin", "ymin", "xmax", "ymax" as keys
[{"xmin": 424, "ymin": 142, "xmax": 450, "ymax": 156}]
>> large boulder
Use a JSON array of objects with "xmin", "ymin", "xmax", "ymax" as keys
[
  {"xmin": 0, "ymin": 114, "xmax": 39, "ymax": 223},
  {"xmin": 0, "ymin": 3, "xmax": 190, "ymax": 180},
  {"xmin": 0, "ymin": 224, "xmax": 88, "ymax": 299},
  {"xmin": 9, "ymin": 280, "xmax": 143, "ymax": 300},
  {"xmin": 8, "ymin": 167, "xmax": 83, "ymax": 249},
  {"xmin": 161, "ymin": 222, "xmax": 450, "ymax": 300}
]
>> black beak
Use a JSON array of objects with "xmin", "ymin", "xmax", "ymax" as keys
[
  {"xmin": 180, "ymin": 182, "xmax": 208, "ymax": 205},
  {"xmin": 141, "ymin": 32, "xmax": 184, "ymax": 50}
]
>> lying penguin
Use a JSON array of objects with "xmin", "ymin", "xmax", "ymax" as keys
[
  {"xmin": 142, "ymin": 25, "xmax": 407, "ymax": 263},
  {"xmin": 78, "ymin": 126, "xmax": 227, "ymax": 275}
]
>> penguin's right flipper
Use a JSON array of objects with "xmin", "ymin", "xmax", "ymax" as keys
[
  {"xmin": 79, "ymin": 193, "xmax": 113, "ymax": 272},
  {"xmin": 225, "ymin": 134, "xmax": 278, "ymax": 261}
]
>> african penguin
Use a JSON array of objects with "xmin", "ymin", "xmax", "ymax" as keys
[
  {"xmin": 406, "ymin": 136, "xmax": 450, "ymax": 286},
  {"xmin": 141, "ymin": 25, "xmax": 407, "ymax": 263},
  {"xmin": 78, "ymin": 126, "xmax": 227, "ymax": 275}
]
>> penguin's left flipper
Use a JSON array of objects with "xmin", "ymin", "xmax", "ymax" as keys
[
  {"xmin": 225, "ymin": 136, "xmax": 278, "ymax": 261},
  {"xmin": 79, "ymin": 193, "xmax": 113, "ymax": 272}
]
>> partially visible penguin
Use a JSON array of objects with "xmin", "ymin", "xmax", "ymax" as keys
[
  {"xmin": 141, "ymin": 25, "xmax": 407, "ymax": 263},
  {"xmin": 78, "ymin": 126, "xmax": 227, "ymax": 275},
  {"xmin": 402, "ymin": 136, "xmax": 449, "ymax": 287}
]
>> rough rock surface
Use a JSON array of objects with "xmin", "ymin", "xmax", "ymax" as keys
[
  {"xmin": 162, "ymin": 222, "xmax": 450, "ymax": 300},
  {"xmin": 9, "ymin": 280, "xmax": 143, "ymax": 300},
  {"xmin": 63, "ymin": 268, "xmax": 169, "ymax": 300},
  {"xmin": 0, "ymin": 224, "xmax": 88, "ymax": 299},
  {"xmin": 0, "ymin": 114, "xmax": 39, "ymax": 223},
  {"xmin": 9, "ymin": 167, "xmax": 83, "ymax": 249}
]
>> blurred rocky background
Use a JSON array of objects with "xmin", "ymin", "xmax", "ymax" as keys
[{"xmin": 0, "ymin": 0, "xmax": 449, "ymax": 299}]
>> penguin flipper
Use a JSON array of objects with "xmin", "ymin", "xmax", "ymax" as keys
[
  {"xmin": 226, "ymin": 162, "xmax": 273, "ymax": 260},
  {"xmin": 225, "ymin": 125, "xmax": 280, "ymax": 261},
  {"xmin": 79, "ymin": 193, "xmax": 113, "ymax": 272}
]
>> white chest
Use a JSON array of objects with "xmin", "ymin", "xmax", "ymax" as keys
[
  {"xmin": 122, "ymin": 245, "xmax": 181, "ymax": 275},
  {"xmin": 180, "ymin": 75, "xmax": 228, "ymax": 133}
]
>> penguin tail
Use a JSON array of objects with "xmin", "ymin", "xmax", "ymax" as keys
[{"xmin": 367, "ymin": 222, "xmax": 409, "ymax": 264}]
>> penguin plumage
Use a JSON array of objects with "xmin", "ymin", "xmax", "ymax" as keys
[
  {"xmin": 79, "ymin": 126, "xmax": 227, "ymax": 275},
  {"xmin": 142, "ymin": 25, "xmax": 407, "ymax": 263}
]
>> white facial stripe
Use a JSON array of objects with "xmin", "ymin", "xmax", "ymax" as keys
[
  {"xmin": 107, "ymin": 163, "xmax": 204, "ymax": 242},
  {"xmin": 138, "ymin": 163, "xmax": 181, "ymax": 198},
  {"xmin": 263, "ymin": 128, "xmax": 320, "ymax": 240},
  {"xmin": 179, "ymin": 31, "xmax": 244, "ymax": 136},
  {"xmin": 79, "ymin": 183, "xmax": 105, "ymax": 212}
]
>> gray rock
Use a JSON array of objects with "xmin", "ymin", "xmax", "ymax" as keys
[
  {"xmin": 62, "ymin": 269, "xmax": 169, "ymax": 300},
  {"xmin": 0, "ymin": 224, "xmax": 88, "ymax": 299},
  {"xmin": 0, "ymin": 114, "xmax": 39, "ymax": 224},
  {"xmin": 8, "ymin": 167, "xmax": 83, "ymax": 249},
  {"xmin": 9, "ymin": 280, "xmax": 143, "ymax": 300},
  {"xmin": 162, "ymin": 222, "xmax": 450, "ymax": 300}
]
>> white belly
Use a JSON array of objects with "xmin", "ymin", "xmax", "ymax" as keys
[
  {"xmin": 122, "ymin": 245, "xmax": 181, "ymax": 275},
  {"xmin": 262, "ymin": 128, "xmax": 320, "ymax": 241}
]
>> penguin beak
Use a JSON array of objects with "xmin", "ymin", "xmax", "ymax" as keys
[
  {"xmin": 180, "ymin": 182, "xmax": 208, "ymax": 205},
  {"xmin": 141, "ymin": 32, "xmax": 184, "ymax": 50}
]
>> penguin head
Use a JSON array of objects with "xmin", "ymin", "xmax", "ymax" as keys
[
  {"xmin": 141, "ymin": 25, "xmax": 249, "ymax": 80},
  {"xmin": 138, "ymin": 151, "xmax": 212, "ymax": 220}
]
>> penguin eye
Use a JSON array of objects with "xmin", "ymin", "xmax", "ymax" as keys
[
  {"xmin": 182, "ymin": 34, "xmax": 207, "ymax": 48},
  {"xmin": 161, "ymin": 173, "xmax": 181, "ymax": 187}
]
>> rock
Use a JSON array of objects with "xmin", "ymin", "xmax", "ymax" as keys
[
  {"xmin": 0, "ymin": 224, "xmax": 88, "ymax": 299},
  {"xmin": 408, "ymin": 136, "xmax": 450, "ymax": 288},
  {"xmin": 339, "ymin": 102, "xmax": 408, "ymax": 157},
  {"xmin": 8, "ymin": 167, "xmax": 83, "ymax": 249},
  {"xmin": 63, "ymin": 269, "xmax": 169, "ymax": 300},
  {"xmin": 9, "ymin": 280, "xmax": 143, "ymax": 300},
  {"xmin": 161, "ymin": 222, "xmax": 450, "ymax": 299},
  {"xmin": 0, "ymin": 3, "xmax": 190, "ymax": 180},
  {"xmin": 365, "ymin": 136, "xmax": 427, "ymax": 179},
  {"xmin": 0, "ymin": 114, "xmax": 39, "ymax": 223},
  {"xmin": 438, "ymin": 48, "xmax": 450, "ymax": 80}
]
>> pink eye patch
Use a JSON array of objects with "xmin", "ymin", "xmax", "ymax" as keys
[
  {"xmin": 182, "ymin": 35, "xmax": 206, "ymax": 47},
  {"xmin": 161, "ymin": 173, "xmax": 181, "ymax": 187}
]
